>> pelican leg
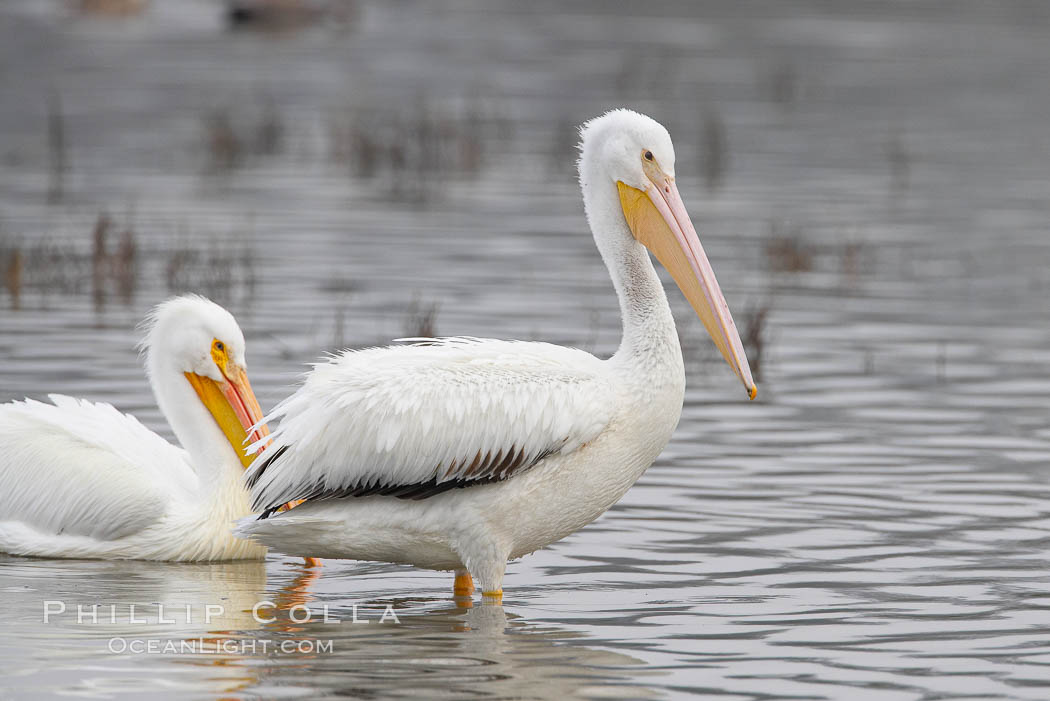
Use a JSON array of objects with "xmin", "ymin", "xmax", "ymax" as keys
[
  {"xmin": 453, "ymin": 569, "xmax": 474, "ymax": 596},
  {"xmin": 481, "ymin": 589, "xmax": 503, "ymax": 603},
  {"xmin": 279, "ymin": 501, "xmax": 323, "ymax": 568},
  {"xmin": 455, "ymin": 541, "xmax": 508, "ymax": 604},
  {"xmin": 475, "ymin": 560, "xmax": 507, "ymax": 604}
]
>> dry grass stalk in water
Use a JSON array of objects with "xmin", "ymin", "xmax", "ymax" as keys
[
  {"xmin": 226, "ymin": 0, "xmax": 325, "ymax": 32},
  {"xmin": 765, "ymin": 223, "xmax": 813, "ymax": 273},
  {"xmin": 78, "ymin": 0, "xmax": 146, "ymax": 16},
  {"xmin": 405, "ymin": 296, "xmax": 439, "ymax": 338},
  {"xmin": 742, "ymin": 302, "xmax": 771, "ymax": 383},
  {"xmin": 4, "ymin": 249, "xmax": 23, "ymax": 309},
  {"xmin": 330, "ymin": 100, "xmax": 491, "ymax": 202},
  {"xmin": 90, "ymin": 213, "xmax": 138, "ymax": 307},
  {"xmin": 887, "ymin": 131, "xmax": 910, "ymax": 194},
  {"xmin": 254, "ymin": 104, "xmax": 284, "ymax": 156},
  {"xmin": 47, "ymin": 94, "xmax": 66, "ymax": 204},
  {"xmin": 91, "ymin": 214, "xmax": 110, "ymax": 307},
  {"xmin": 839, "ymin": 239, "xmax": 871, "ymax": 288},
  {"xmin": 113, "ymin": 226, "xmax": 137, "ymax": 302},
  {"xmin": 769, "ymin": 63, "xmax": 797, "ymax": 109},
  {"xmin": 205, "ymin": 110, "xmax": 241, "ymax": 172},
  {"xmin": 702, "ymin": 109, "xmax": 728, "ymax": 191}
]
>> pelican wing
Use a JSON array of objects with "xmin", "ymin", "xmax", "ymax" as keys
[
  {"xmin": 0, "ymin": 395, "xmax": 192, "ymax": 541},
  {"xmin": 247, "ymin": 338, "xmax": 614, "ymax": 515}
]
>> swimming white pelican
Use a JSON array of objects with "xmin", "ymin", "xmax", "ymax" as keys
[
  {"xmin": 0, "ymin": 295, "xmax": 277, "ymax": 562},
  {"xmin": 237, "ymin": 109, "xmax": 756, "ymax": 599}
]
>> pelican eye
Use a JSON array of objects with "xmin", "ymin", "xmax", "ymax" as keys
[
  {"xmin": 215, "ymin": 341, "xmax": 225, "ymax": 352},
  {"xmin": 644, "ymin": 150, "xmax": 654, "ymax": 161}
]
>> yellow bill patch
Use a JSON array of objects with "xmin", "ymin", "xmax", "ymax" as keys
[
  {"xmin": 617, "ymin": 181, "xmax": 740, "ymax": 377},
  {"xmin": 184, "ymin": 371, "xmax": 255, "ymax": 469}
]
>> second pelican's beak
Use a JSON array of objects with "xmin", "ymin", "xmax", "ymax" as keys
[
  {"xmin": 618, "ymin": 175, "xmax": 757, "ymax": 400},
  {"xmin": 186, "ymin": 358, "xmax": 270, "ymax": 469}
]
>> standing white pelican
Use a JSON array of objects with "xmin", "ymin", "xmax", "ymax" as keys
[
  {"xmin": 237, "ymin": 110, "xmax": 756, "ymax": 599},
  {"xmin": 0, "ymin": 295, "xmax": 275, "ymax": 561}
]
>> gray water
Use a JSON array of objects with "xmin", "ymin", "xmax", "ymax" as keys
[{"xmin": 2, "ymin": 1, "xmax": 1050, "ymax": 698}]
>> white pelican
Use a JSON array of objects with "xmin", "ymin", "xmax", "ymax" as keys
[
  {"xmin": 237, "ymin": 110, "xmax": 756, "ymax": 599},
  {"xmin": 0, "ymin": 295, "xmax": 281, "ymax": 562}
]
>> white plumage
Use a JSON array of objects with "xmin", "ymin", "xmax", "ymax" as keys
[
  {"xmin": 248, "ymin": 338, "xmax": 613, "ymax": 511},
  {"xmin": 0, "ymin": 296, "xmax": 268, "ymax": 561},
  {"xmin": 237, "ymin": 110, "xmax": 757, "ymax": 598},
  {"xmin": 1, "ymin": 395, "xmax": 186, "ymax": 542}
]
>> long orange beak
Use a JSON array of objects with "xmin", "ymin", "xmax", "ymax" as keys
[
  {"xmin": 618, "ymin": 175, "xmax": 757, "ymax": 400},
  {"xmin": 186, "ymin": 356, "xmax": 318, "ymax": 565},
  {"xmin": 185, "ymin": 364, "xmax": 270, "ymax": 469}
]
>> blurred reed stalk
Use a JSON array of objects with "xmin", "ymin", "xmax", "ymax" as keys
[
  {"xmin": 766, "ymin": 222, "xmax": 872, "ymax": 290},
  {"xmin": 113, "ymin": 223, "xmax": 137, "ymax": 303},
  {"xmin": 91, "ymin": 212, "xmax": 139, "ymax": 309},
  {"xmin": 254, "ymin": 102, "xmax": 284, "ymax": 156},
  {"xmin": 839, "ymin": 239, "xmax": 870, "ymax": 288},
  {"xmin": 330, "ymin": 99, "xmax": 491, "ymax": 203},
  {"xmin": 702, "ymin": 109, "xmax": 729, "ymax": 191},
  {"xmin": 0, "ymin": 217, "xmax": 142, "ymax": 307},
  {"xmin": 887, "ymin": 131, "xmax": 910, "ymax": 194},
  {"xmin": 765, "ymin": 222, "xmax": 813, "ymax": 273},
  {"xmin": 769, "ymin": 62, "xmax": 798, "ymax": 110},
  {"xmin": 331, "ymin": 306, "xmax": 345, "ymax": 350},
  {"xmin": 548, "ymin": 115, "xmax": 578, "ymax": 177},
  {"xmin": 226, "ymin": 0, "xmax": 326, "ymax": 32},
  {"xmin": 165, "ymin": 231, "xmax": 256, "ymax": 306},
  {"xmin": 47, "ymin": 93, "xmax": 66, "ymax": 204},
  {"xmin": 92, "ymin": 214, "xmax": 110, "ymax": 308},
  {"xmin": 742, "ymin": 302, "xmax": 771, "ymax": 383},
  {"xmin": 205, "ymin": 110, "xmax": 241, "ymax": 172},
  {"xmin": 4, "ymin": 249, "xmax": 23, "ymax": 310},
  {"xmin": 203, "ymin": 103, "xmax": 286, "ymax": 172},
  {"xmin": 405, "ymin": 294, "xmax": 439, "ymax": 338},
  {"xmin": 77, "ymin": 0, "xmax": 146, "ymax": 16}
]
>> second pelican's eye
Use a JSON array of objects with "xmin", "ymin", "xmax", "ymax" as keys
[
  {"xmin": 215, "ymin": 341, "xmax": 225, "ymax": 352},
  {"xmin": 644, "ymin": 151, "xmax": 654, "ymax": 161}
]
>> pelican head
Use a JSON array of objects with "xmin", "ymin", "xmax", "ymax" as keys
[
  {"xmin": 142, "ymin": 295, "xmax": 269, "ymax": 468},
  {"xmin": 579, "ymin": 109, "xmax": 756, "ymax": 399}
]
